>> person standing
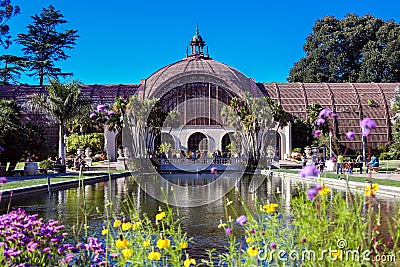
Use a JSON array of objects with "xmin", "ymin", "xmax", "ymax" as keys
[
  {"xmin": 355, "ymin": 154, "xmax": 363, "ymax": 174},
  {"xmin": 302, "ymin": 153, "xmax": 307, "ymax": 168},
  {"xmin": 336, "ymin": 153, "xmax": 344, "ymax": 174}
]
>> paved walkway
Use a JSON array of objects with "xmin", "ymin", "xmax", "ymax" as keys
[{"xmin": 278, "ymin": 159, "xmax": 400, "ymax": 182}]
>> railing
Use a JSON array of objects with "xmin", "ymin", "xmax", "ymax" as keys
[{"xmin": 151, "ymin": 157, "xmax": 247, "ymax": 166}]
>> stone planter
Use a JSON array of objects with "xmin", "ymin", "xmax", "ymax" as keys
[
  {"xmin": 325, "ymin": 160, "xmax": 337, "ymax": 172},
  {"xmin": 24, "ymin": 162, "xmax": 38, "ymax": 176}
]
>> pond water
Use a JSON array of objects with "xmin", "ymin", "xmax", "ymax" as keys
[{"xmin": 1, "ymin": 173, "xmax": 399, "ymax": 259}]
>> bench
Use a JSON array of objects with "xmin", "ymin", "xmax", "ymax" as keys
[{"xmin": 10, "ymin": 169, "xmax": 27, "ymax": 176}]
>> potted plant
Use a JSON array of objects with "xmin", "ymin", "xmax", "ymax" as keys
[{"xmin": 38, "ymin": 159, "xmax": 55, "ymax": 173}]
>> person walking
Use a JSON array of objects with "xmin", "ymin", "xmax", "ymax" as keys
[
  {"xmin": 336, "ymin": 153, "xmax": 344, "ymax": 174},
  {"xmin": 302, "ymin": 153, "xmax": 307, "ymax": 168},
  {"xmin": 355, "ymin": 154, "xmax": 363, "ymax": 174}
]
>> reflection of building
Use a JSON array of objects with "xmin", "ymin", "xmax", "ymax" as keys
[{"xmin": 1, "ymin": 27, "xmax": 399, "ymax": 160}]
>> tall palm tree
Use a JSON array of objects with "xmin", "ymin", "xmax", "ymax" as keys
[{"xmin": 29, "ymin": 79, "xmax": 91, "ymax": 164}]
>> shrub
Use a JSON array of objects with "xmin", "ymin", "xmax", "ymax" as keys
[{"xmin": 66, "ymin": 133, "xmax": 104, "ymax": 155}]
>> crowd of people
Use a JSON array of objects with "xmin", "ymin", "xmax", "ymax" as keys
[{"xmin": 302, "ymin": 152, "xmax": 379, "ymax": 175}]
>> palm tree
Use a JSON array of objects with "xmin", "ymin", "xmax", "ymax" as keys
[{"xmin": 29, "ymin": 79, "xmax": 91, "ymax": 164}]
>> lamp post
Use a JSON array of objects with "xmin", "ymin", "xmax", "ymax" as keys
[
  {"xmin": 329, "ymin": 131, "xmax": 333, "ymax": 158},
  {"xmin": 361, "ymin": 127, "xmax": 367, "ymax": 172}
]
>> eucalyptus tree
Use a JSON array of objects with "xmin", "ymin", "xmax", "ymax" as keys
[
  {"xmin": 17, "ymin": 5, "xmax": 79, "ymax": 86},
  {"xmin": 288, "ymin": 14, "xmax": 400, "ymax": 83},
  {"xmin": 221, "ymin": 92, "xmax": 274, "ymax": 169},
  {"xmin": 29, "ymin": 79, "xmax": 91, "ymax": 164}
]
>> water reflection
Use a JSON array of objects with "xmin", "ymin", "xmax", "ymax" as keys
[{"xmin": 0, "ymin": 173, "xmax": 398, "ymax": 259}]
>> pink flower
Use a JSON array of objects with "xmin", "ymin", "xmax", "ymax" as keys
[
  {"xmin": 314, "ymin": 130, "xmax": 322, "ymax": 137},
  {"xmin": 0, "ymin": 177, "xmax": 6, "ymax": 184},
  {"xmin": 225, "ymin": 228, "xmax": 233, "ymax": 235},
  {"xmin": 96, "ymin": 104, "xmax": 107, "ymax": 112},
  {"xmin": 107, "ymin": 110, "xmax": 115, "ymax": 115},
  {"xmin": 89, "ymin": 112, "xmax": 97, "ymax": 118},
  {"xmin": 236, "ymin": 215, "xmax": 247, "ymax": 226},
  {"xmin": 345, "ymin": 131, "xmax": 355, "ymax": 140}
]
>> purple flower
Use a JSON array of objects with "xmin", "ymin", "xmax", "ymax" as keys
[
  {"xmin": 107, "ymin": 110, "xmax": 115, "ymax": 115},
  {"xmin": 360, "ymin": 118, "xmax": 377, "ymax": 129},
  {"xmin": 225, "ymin": 228, "xmax": 233, "ymax": 235},
  {"xmin": 314, "ymin": 130, "xmax": 322, "ymax": 137},
  {"xmin": 362, "ymin": 128, "xmax": 371, "ymax": 137},
  {"xmin": 345, "ymin": 131, "xmax": 355, "ymax": 140},
  {"xmin": 0, "ymin": 177, "xmax": 6, "ymax": 184},
  {"xmin": 270, "ymin": 242, "xmax": 277, "ymax": 250},
  {"xmin": 331, "ymin": 113, "xmax": 339, "ymax": 118},
  {"xmin": 250, "ymin": 228, "xmax": 255, "ymax": 234},
  {"xmin": 319, "ymin": 108, "xmax": 331, "ymax": 118},
  {"xmin": 236, "ymin": 215, "xmax": 247, "ymax": 226},
  {"xmin": 299, "ymin": 165, "xmax": 320, "ymax": 178},
  {"xmin": 316, "ymin": 118, "xmax": 325, "ymax": 126},
  {"xmin": 96, "ymin": 104, "xmax": 107, "ymax": 113},
  {"xmin": 307, "ymin": 187, "xmax": 318, "ymax": 200},
  {"xmin": 89, "ymin": 112, "xmax": 97, "ymax": 118},
  {"xmin": 0, "ymin": 147, "xmax": 4, "ymax": 152},
  {"xmin": 315, "ymin": 184, "xmax": 323, "ymax": 191}
]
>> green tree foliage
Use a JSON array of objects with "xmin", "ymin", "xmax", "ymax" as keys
[
  {"xmin": 0, "ymin": 54, "xmax": 26, "ymax": 85},
  {"xmin": 0, "ymin": 100, "xmax": 46, "ymax": 168},
  {"xmin": 288, "ymin": 14, "xmax": 400, "ymax": 83},
  {"xmin": 17, "ymin": 5, "xmax": 79, "ymax": 85},
  {"xmin": 29, "ymin": 79, "xmax": 91, "ymax": 164},
  {"xmin": 66, "ymin": 133, "xmax": 104, "ymax": 155},
  {"xmin": 0, "ymin": 0, "xmax": 20, "ymax": 49},
  {"xmin": 389, "ymin": 87, "xmax": 400, "ymax": 159}
]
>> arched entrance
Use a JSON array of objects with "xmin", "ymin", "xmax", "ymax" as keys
[
  {"xmin": 115, "ymin": 132, "xmax": 122, "ymax": 158},
  {"xmin": 221, "ymin": 133, "xmax": 231, "ymax": 151},
  {"xmin": 187, "ymin": 132, "xmax": 208, "ymax": 152},
  {"xmin": 154, "ymin": 133, "xmax": 175, "ymax": 153}
]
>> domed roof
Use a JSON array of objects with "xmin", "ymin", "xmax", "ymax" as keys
[
  {"xmin": 141, "ymin": 57, "xmax": 260, "ymax": 99},
  {"xmin": 192, "ymin": 32, "xmax": 203, "ymax": 42}
]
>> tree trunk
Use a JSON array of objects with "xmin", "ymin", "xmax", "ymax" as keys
[{"xmin": 58, "ymin": 123, "xmax": 66, "ymax": 165}]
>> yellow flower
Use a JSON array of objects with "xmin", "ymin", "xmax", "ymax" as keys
[
  {"xmin": 371, "ymin": 183, "xmax": 379, "ymax": 192},
  {"xmin": 180, "ymin": 241, "xmax": 188, "ymax": 249},
  {"xmin": 365, "ymin": 183, "xmax": 379, "ymax": 196},
  {"xmin": 148, "ymin": 251, "xmax": 161, "ymax": 261},
  {"xmin": 113, "ymin": 219, "xmax": 122, "ymax": 228},
  {"xmin": 331, "ymin": 249, "xmax": 342, "ymax": 259},
  {"xmin": 116, "ymin": 238, "xmax": 129, "ymax": 249},
  {"xmin": 122, "ymin": 248, "xmax": 133, "ymax": 259},
  {"xmin": 319, "ymin": 185, "xmax": 331, "ymax": 196},
  {"xmin": 246, "ymin": 237, "xmax": 255, "ymax": 243},
  {"xmin": 263, "ymin": 203, "xmax": 278, "ymax": 213},
  {"xmin": 101, "ymin": 228, "xmax": 109, "ymax": 235},
  {"xmin": 142, "ymin": 240, "xmax": 150, "ymax": 247},
  {"xmin": 132, "ymin": 221, "xmax": 141, "ymax": 230},
  {"xmin": 184, "ymin": 258, "xmax": 196, "ymax": 267},
  {"xmin": 226, "ymin": 198, "xmax": 233, "ymax": 206},
  {"xmin": 122, "ymin": 222, "xmax": 132, "ymax": 231},
  {"xmin": 247, "ymin": 246, "xmax": 259, "ymax": 257},
  {"xmin": 218, "ymin": 223, "xmax": 227, "ymax": 229},
  {"xmin": 156, "ymin": 212, "xmax": 166, "ymax": 221},
  {"xmin": 156, "ymin": 238, "xmax": 170, "ymax": 249}
]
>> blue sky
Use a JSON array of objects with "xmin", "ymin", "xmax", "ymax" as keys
[{"xmin": 4, "ymin": 0, "xmax": 400, "ymax": 85}]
